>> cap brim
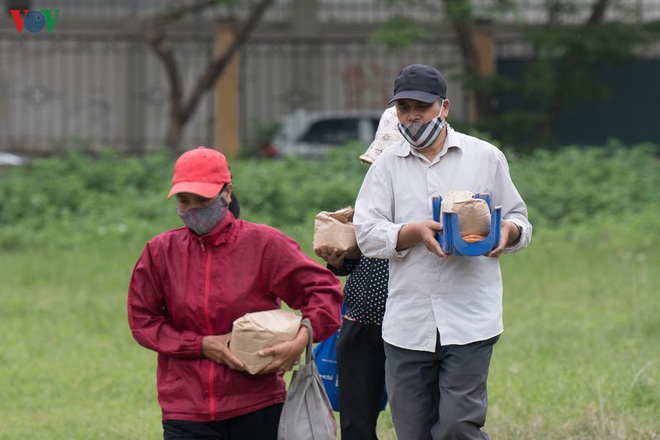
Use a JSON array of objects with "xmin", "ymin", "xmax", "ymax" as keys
[
  {"xmin": 359, "ymin": 139, "xmax": 384, "ymax": 164},
  {"xmin": 358, "ymin": 154, "xmax": 374, "ymax": 164},
  {"xmin": 167, "ymin": 182, "xmax": 224, "ymax": 199},
  {"xmin": 388, "ymin": 90, "xmax": 441, "ymax": 105}
]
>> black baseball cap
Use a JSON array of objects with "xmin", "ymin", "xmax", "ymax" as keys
[{"xmin": 388, "ymin": 64, "xmax": 447, "ymax": 105}]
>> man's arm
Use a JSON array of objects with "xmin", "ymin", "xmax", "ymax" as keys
[
  {"xmin": 486, "ymin": 220, "xmax": 521, "ymax": 258},
  {"xmin": 396, "ymin": 220, "xmax": 446, "ymax": 257}
]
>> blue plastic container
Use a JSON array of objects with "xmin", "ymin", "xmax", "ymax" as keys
[{"xmin": 432, "ymin": 193, "xmax": 502, "ymax": 256}]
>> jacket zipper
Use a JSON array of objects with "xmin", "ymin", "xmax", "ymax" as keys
[{"xmin": 202, "ymin": 240, "xmax": 216, "ymax": 419}]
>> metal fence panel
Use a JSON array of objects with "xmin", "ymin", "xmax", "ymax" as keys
[
  {"xmin": 2, "ymin": 26, "xmax": 658, "ymax": 155},
  {"xmin": 21, "ymin": 0, "xmax": 660, "ymax": 24},
  {"xmin": 239, "ymin": 37, "xmax": 467, "ymax": 146},
  {"xmin": 0, "ymin": 33, "xmax": 214, "ymax": 155}
]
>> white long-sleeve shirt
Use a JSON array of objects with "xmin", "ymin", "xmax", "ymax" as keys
[{"xmin": 354, "ymin": 126, "xmax": 532, "ymax": 350}]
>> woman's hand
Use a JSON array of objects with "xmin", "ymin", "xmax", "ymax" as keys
[
  {"xmin": 201, "ymin": 333, "xmax": 246, "ymax": 371},
  {"xmin": 314, "ymin": 244, "xmax": 347, "ymax": 268},
  {"xmin": 255, "ymin": 326, "xmax": 309, "ymax": 374}
]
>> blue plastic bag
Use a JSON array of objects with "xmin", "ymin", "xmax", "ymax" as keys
[
  {"xmin": 313, "ymin": 307, "xmax": 388, "ymax": 412},
  {"xmin": 313, "ymin": 330, "xmax": 342, "ymax": 411}
]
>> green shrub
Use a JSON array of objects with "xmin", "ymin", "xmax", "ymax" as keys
[
  {"xmin": 511, "ymin": 141, "xmax": 659, "ymax": 227},
  {"xmin": 232, "ymin": 142, "xmax": 368, "ymax": 228},
  {"xmin": 0, "ymin": 149, "xmax": 177, "ymax": 249},
  {"xmin": 0, "ymin": 141, "xmax": 657, "ymax": 250}
]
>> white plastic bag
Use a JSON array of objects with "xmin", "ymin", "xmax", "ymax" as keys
[{"xmin": 278, "ymin": 319, "xmax": 337, "ymax": 440}]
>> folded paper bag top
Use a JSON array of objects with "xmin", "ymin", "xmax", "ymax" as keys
[
  {"xmin": 312, "ymin": 206, "xmax": 360, "ymax": 259},
  {"xmin": 230, "ymin": 309, "xmax": 303, "ymax": 375},
  {"xmin": 440, "ymin": 191, "xmax": 491, "ymax": 240}
]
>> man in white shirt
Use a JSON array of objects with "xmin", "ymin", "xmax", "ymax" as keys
[{"xmin": 354, "ymin": 64, "xmax": 532, "ymax": 440}]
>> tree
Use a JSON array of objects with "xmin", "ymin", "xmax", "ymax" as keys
[
  {"xmin": 372, "ymin": 0, "xmax": 651, "ymax": 152},
  {"xmin": 372, "ymin": 0, "xmax": 512, "ymax": 130},
  {"xmin": 143, "ymin": 0, "xmax": 276, "ymax": 150},
  {"xmin": 497, "ymin": 0, "xmax": 645, "ymax": 150}
]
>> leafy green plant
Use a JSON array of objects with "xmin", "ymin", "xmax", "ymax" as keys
[
  {"xmin": 0, "ymin": 203, "xmax": 657, "ymax": 439},
  {"xmin": 0, "ymin": 142, "xmax": 658, "ymax": 439},
  {"xmin": 0, "ymin": 141, "xmax": 658, "ymax": 251},
  {"xmin": 511, "ymin": 142, "xmax": 659, "ymax": 227}
]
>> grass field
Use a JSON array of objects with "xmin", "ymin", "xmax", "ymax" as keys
[{"xmin": 0, "ymin": 212, "xmax": 658, "ymax": 439}]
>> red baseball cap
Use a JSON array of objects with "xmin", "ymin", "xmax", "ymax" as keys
[{"xmin": 167, "ymin": 147, "xmax": 231, "ymax": 199}]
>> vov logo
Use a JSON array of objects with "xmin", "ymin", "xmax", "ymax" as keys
[{"xmin": 9, "ymin": 9, "xmax": 60, "ymax": 33}]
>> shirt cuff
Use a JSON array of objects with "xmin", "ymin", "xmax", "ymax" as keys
[
  {"xmin": 390, "ymin": 224, "xmax": 411, "ymax": 260},
  {"xmin": 503, "ymin": 218, "xmax": 531, "ymax": 253}
]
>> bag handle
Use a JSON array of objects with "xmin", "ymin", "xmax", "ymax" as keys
[{"xmin": 301, "ymin": 318, "xmax": 313, "ymax": 365}]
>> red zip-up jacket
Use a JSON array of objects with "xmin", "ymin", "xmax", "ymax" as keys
[{"xmin": 127, "ymin": 213, "xmax": 343, "ymax": 422}]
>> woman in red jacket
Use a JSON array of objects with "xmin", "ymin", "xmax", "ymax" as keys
[{"xmin": 128, "ymin": 147, "xmax": 343, "ymax": 440}]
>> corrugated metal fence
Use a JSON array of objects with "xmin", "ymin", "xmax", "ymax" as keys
[
  {"xmin": 17, "ymin": 0, "xmax": 660, "ymax": 24},
  {"xmin": 2, "ymin": 0, "xmax": 660, "ymax": 155},
  {"xmin": 0, "ymin": 31, "xmax": 466, "ymax": 155},
  {"xmin": 0, "ymin": 33, "xmax": 215, "ymax": 155}
]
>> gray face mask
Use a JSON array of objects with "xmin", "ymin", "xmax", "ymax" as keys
[
  {"xmin": 177, "ymin": 191, "xmax": 229, "ymax": 236},
  {"xmin": 397, "ymin": 101, "xmax": 445, "ymax": 150}
]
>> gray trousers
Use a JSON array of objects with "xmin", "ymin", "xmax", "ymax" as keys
[{"xmin": 384, "ymin": 334, "xmax": 499, "ymax": 440}]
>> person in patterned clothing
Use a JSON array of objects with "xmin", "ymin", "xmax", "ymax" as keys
[{"xmin": 313, "ymin": 106, "xmax": 401, "ymax": 440}]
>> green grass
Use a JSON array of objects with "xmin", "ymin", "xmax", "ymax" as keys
[
  {"xmin": 1, "ymin": 212, "xmax": 657, "ymax": 439},
  {"xmin": 488, "ymin": 219, "xmax": 660, "ymax": 439}
]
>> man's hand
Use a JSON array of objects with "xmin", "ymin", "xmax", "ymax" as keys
[
  {"xmin": 487, "ymin": 220, "xmax": 520, "ymax": 257},
  {"xmin": 397, "ymin": 220, "xmax": 447, "ymax": 257},
  {"xmin": 314, "ymin": 244, "xmax": 347, "ymax": 268},
  {"xmin": 201, "ymin": 333, "xmax": 246, "ymax": 371},
  {"xmin": 255, "ymin": 326, "xmax": 309, "ymax": 374}
]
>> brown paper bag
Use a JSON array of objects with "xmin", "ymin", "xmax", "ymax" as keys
[
  {"xmin": 441, "ymin": 191, "xmax": 491, "ymax": 238},
  {"xmin": 312, "ymin": 206, "xmax": 361, "ymax": 259},
  {"xmin": 230, "ymin": 309, "xmax": 303, "ymax": 374}
]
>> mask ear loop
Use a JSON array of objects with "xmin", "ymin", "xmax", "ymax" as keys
[{"xmin": 216, "ymin": 183, "xmax": 232, "ymax": 206}]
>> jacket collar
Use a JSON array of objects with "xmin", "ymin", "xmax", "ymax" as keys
[{"xmin": 185, "ymin": 211, "xmax": 238, "ymax": 247}]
